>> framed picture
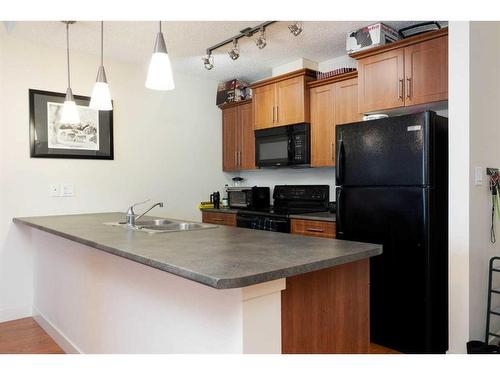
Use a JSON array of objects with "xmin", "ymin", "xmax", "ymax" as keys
[{"xmin": 29, "ymin": 89, "xmax": 113, "ymax": 159}]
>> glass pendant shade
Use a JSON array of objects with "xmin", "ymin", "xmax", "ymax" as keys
[
  {"xmin": 145, "ymin": 31, "xmax": 175, "ymax": 91},
  {"xmin": 60, "ymin": 88, "xmax": 80, "ymax": 124},
  {"xmin": 90, "ymin": 66, "xmax": 112, "ymax": 110}
]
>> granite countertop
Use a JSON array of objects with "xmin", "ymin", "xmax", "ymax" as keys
[
  {"xmin": 201, "ymin": 208, "xmax": 336, "ymax": 222},
  {"xmin": 13, "ymin": 212, "xmax": 380, "ymax": 289},
  {"xmin": 289, "ymin": 212, "xmax": 336, "ymax": 222}
]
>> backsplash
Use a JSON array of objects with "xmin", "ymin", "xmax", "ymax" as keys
[{"xmin": 227, "ymin": 167, "xmax": 336, "ymax": 202}]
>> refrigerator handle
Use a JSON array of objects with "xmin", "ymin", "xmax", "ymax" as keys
[
  {"xmin": 336, "ymin": 188, "xmax": 343, "ymax": 236},
  {"xmin": 336, "ymin": 133, "xmax": 344, "ymax": 185}
]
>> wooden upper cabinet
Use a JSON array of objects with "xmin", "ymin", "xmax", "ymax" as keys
[
  {"xmin": 358, "ymin": 49, "xmax": 405, "ymax": 113},
  {"xmin": 276, "ymin": 76, "xmax": 307, "ymax": 126},
  {"xmin": 334, "ymin": 78, "xmax": 362, "ymax": 126},
  {"xmin": 238, "ymin": 102, "xmax": 255, "ymax": 170},
  {"xmin": 253, "ymin": 84, "xmax": 275, "ymax": 130},
  {"xmin": 404, "ymin": 35, "xmax": 448, "ymax": 106},
  {"xmin": 221, "ymin": 100, "xmax": 255, "ymax": 172},
  {"xmin": 222, "ymin": 106, "xmax": 239, "ymax": 171},
  {"xmin": 251, "ymin": 69, "xmax": 315, "ymax": 130},
  {"xmin": 353, "ymin": 28, "xmax": 448, "ymax": 113},
  {"xmin": 310, "ymin": 83, "xmax": 335, "ymax": 167},
  {"xmin": 309, "ymin": 73, "xmax": 361, "ymax": 168}
]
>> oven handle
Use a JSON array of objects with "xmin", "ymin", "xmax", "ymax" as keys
[{"xmin": 288, "ymin": 136, "xmax": 294, "ymax": 162}]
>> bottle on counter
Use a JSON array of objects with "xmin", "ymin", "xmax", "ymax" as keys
[{"xmin": 222, "ymin": 184, "xmax": 229, "ymax": 208}]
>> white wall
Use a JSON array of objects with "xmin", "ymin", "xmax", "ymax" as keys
[
  {"xmin": 469, "ymin": 22, "xmax": 500, "ymax": 342},
  {"xmin": 448, "ymin": 21, "xmax": 470, "ymax": 353},
  {"xmin": 0, "ymin": 28, "xmax": 230, "ymax": 322}
]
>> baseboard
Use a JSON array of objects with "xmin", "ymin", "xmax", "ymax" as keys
[
  {"xmin": 32, "ymin": 307, "xmax": 82, "ymax": 354},
  {"xmin": 0, "ymin": 305, "xmax": 32, "ymax": 323}
]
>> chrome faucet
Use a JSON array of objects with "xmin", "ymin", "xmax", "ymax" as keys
[{"xmin": 126, "ymin": 200, "xmax": 164, "ymax": 227}]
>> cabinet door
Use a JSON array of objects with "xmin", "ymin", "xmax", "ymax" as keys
[
  {"xmin": 404, "ymin": 35, "xmax": 448, "ymax": 106},
  {"xmin": 238, "ymin": 103, "xmax": 255, "ymax": 170},
  {"xmin": 310, "ymin": 84, "xmax": 335, "ymax": 167},
  {"xmin": 358, "ymin": 49, "xmax": 405, "ymax": 113},
  {"xmin": 253, "ymin": 84, "xmax": 275, "ymax": 129},
  {"xmin": 334, "ymin": 78, "xmax": 361, "ymax": 126},
  {"xmin": 222, "ymin": 107, "xmax": 239, "ymax": 171},
  {"xmin": 276, "ymin": 76, "xmax": 307, "ymax": 126}
]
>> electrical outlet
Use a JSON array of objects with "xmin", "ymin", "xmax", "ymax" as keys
[
  {"xmin": 49, "ymin": 184, "xmax": 60, "ymax": 197},
  {"xmin": 61, "ymin": 183, "xmax": 74, "ymax": 197}
]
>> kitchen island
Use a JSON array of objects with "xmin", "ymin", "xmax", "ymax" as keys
[{"xmin": 14, "ymin": 212, "xmax": 381, "ymax": 354}]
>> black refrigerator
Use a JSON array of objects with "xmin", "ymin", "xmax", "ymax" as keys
[{"xmin": 335, "ymin": 111, "xmax": 448, "ymax": 354}]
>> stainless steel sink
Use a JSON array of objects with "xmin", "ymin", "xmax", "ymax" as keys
[{"xmin": 105, "ymin": 219, "xmax": 216, "ymax": 234}]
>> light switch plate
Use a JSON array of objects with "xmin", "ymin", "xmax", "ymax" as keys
[
  {"xmin": 61, "ymin": 183, "xmax": 74, "ymax": 197},
  {"xmin": 474, "ymin": 166, "xmax": 483, "ymax": 186},
  {"xmin": 50, "ymin": 184, "xmax": 60, "ymax": 197}
]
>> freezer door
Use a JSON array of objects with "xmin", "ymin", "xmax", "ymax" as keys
[
  {"xmin": 336, "ymin": 186, "xmax": 448, "ymax": 353},
  {"xmin": 336, "ymin": 112, "xmax": 432, "ymax": 187}
]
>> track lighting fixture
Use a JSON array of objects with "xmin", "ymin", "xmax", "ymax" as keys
[
  {"xmin": 145, "ymin": 21, "xmax": 175, "ymax": 91},
  {"xmin": 202, "ymin": 54, "xmax": 214, "ymax": 70},
  {"xmin": 254, "ymin": 27, "xmax": 267, "ymax": 49},
  {"xmin": 288, "ymin": 21, "xmax": 303, "ymax": 36},
  {"xmin": 60, "ymin": 21, "xmax": 80, "ymax": 125},
  {"xmin": 228, "ymin": 39, "xmax": 240, "ymax": 60}
]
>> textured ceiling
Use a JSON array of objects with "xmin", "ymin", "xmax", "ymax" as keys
[{"xmin": 4, "ymin": 21, "xmax": 445, "ymax": 82}]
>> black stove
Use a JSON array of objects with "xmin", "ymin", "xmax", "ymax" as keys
[{"xmin": 236, "ymin": 185, "xmax": 329, "ymax": 233}]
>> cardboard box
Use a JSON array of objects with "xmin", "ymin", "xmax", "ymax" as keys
[{"xmin": 346, "ymin": 23, "xmax": 400, "ymax": 54}]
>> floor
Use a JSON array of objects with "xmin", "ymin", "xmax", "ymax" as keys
[{"xmin": 0, "ymin": 317, "xmax": 399, "ymax": 354}]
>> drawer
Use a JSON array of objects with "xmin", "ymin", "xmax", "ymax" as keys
[
  {"xmin": 290, "ymin": 219, "xmax": 336, "ymax": 238},
  {"xmin": 202, "ymin": 211, "xmax": 237, "ymax": 226}
]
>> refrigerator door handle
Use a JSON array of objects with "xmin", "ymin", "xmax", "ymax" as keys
[
  {"xmin": 336, "ymin": 188, "xmax": 343, "ymax": 236},
  {"xmin": 336, "ymin": 134, "xmax": 344, "ymax": 185}
]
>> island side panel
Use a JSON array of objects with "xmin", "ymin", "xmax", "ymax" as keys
[
  {"xmin": 281, "ymin": 259, "xmax": 370, "ymax": 354},
  {"xmin": 31, "ymin": 230, "xmax": 246, "ymax": 354}
]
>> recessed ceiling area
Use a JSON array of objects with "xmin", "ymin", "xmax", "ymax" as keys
[{"xmin": 4, "ymin": 21, "xmax": 445, "ymax": 82}]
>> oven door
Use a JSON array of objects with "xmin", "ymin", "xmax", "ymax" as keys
[
  {"xmin": 255, "ymin": 127, "xmax": 292, "ymax": 167},
  {"xmin": 236, "ymin": 213, "xmax": 290, "ymax": 233}
]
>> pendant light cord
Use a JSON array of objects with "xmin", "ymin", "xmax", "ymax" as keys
[
  {"xmin": 159, "ymin": 20, "xmax": 162, "ymax": 33},
  {"xmin": 101, "ymin": 21, "xmax": 104, "ymax": 67},
  {"xmin": 66, "ymin": 22, "xmax": 71, "ymax": 88}
]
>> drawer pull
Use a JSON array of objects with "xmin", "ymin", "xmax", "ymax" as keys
[
  {"xmin": 306, "ymin": 227, "xmax": 324, "ymax": 233},
  {"xmin": 212, "ymin": 218, "xmax": 225, "ymax": 222}
]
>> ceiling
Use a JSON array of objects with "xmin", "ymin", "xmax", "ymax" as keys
[{"xmin": 5, "ymin": 21, "xmax": 444, "ymax": 82}]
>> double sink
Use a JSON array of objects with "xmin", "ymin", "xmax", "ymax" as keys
[{"xmin": 107, "ymin": 218, "xmax": 216, "ymax": 234}]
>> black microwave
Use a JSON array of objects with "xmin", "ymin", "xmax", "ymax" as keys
[
  {"xmin": 255, "ymin": 123, "xmax": 310, "ymax": 167},
  {"xmin": 227, "ymin": 186, "xmax": 270, "ymax": 209}
]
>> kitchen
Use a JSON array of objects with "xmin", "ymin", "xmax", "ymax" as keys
[{"xmin": 0, "ymin": 3, "xmax": 498, "ymax": 371}]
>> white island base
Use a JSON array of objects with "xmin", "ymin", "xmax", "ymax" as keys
[{"xmin": 31, "ymin": 230, "xmax": 285, "ymax": 354}]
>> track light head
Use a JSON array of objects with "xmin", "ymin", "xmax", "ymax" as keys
[
  {"xmin": 202, "ymin": 54, "xmax": 214, "ymax": 70},
  {"xmin": 255, "ymin": 27, "xmax": 267, "ymax": 49},
  {"xmin": 228, "ymin": 39, "xmax": 240, "ymax": 60},
  {"xmin": 288, "ymin": 21, "xmax": 303, "ymax": 37}
]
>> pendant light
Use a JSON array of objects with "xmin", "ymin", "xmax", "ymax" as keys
[
  {"xmin": 145, "ymin": 21, "xmax": 175, "ymax": 91},
  {"xmin": 60, "ymin": 21, "xmax": 80, "ymax": 124},
  {"xmin": 90, "ymin": 21, "xmax": 112, "ymax": 110}
]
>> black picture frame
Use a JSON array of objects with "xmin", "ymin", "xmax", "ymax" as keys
[{"xmin": 29, "ymin": 89, "xmax": 114, "ymax": 159}]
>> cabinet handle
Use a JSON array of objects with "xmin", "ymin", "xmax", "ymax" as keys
[
  {"xmin": 272, "ymin": 106, "xmax": 275, "ymax": 123},
  {"xmin": 306, "ymin": 227, "xmax": 324, "ymax": 233},
  {"xmin": 406, "ymin": 77, "xmax": 412, "ymax": 99},
  {"xmin": 237, "ymin": 151, "xmax": 241, "ymax": 166},
  {"xmin": 398, "ymin": 79, "xmax": 404, "ymax": 100},
  {"xmin": 212, "ymin": 218, "xmax": 224, "ymax": 222},
  {"xmin": 234, "ymin": 151, "xmax": 237, "ymax": 166},
  {"xmin": 276, "ymin": 105, "xmax": 279, "ymax": 123},
  {"xmin": 331, "ymin": 142, "xmax": 335, "ymax": 162}
]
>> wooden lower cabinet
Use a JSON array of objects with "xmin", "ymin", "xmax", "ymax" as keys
[
  {"xmin": 201, "ymin": 211, "xmax": 236, "ymax": 226},
  {"xmin": 290, "ymin": 219, "xmax": 336, "ymax": 239},
  {"xmin": 281, "ymin": 259, "xmax": 370, "ymax": 353}
]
